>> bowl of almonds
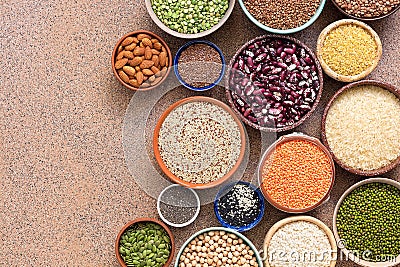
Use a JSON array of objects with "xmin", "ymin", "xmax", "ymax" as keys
[{"xmin": 112, "ymin": 30, "xmax": 172, "ymax": 91}]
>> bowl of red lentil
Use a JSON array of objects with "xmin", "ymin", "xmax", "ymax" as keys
[
  {"xmin": 257, "ymin": 133, "xmax": 335, "ymax": 213},
  {"xmin": 321, "ymin": 80, "xmax": 400, "ymax": 176},
  {"xmin": 316, "ymin": 19, "xmax": 382, "ymax": 82},
  {"xmin": 153, "ymin": 96, "xmax": 246, "ymax": 189},
  {"xmin": 331, "ymin": 0, "xmax": 400, "ymax": 21},
  {"xmin": 238, "ymin": 0, "xmax": 326, "ymax": 34}
]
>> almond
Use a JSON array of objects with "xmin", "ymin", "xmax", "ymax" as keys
[
  {"xmin": 148, "ymin": 75, "xmax": 156, "ymax": 83},
  {"xmin": 124, "ymin": 42, "xmax": 137, "ymax": 51},
  {"xmin": 128, "ymin": 79, "xmax": 140, "ymax": 88},
  {"xmin": 136, "ymin": 71, "xmax": 144, "ymax": 84},
  {"xmin": 129, "ymin": 56, "xmax": 143, "ymax": 67},
  {"xmin": 133, "ymin": 47, "xmax": 145, "ymax": 56},
  {"xmin": 151, "ymin": 66, "xmax": 160, "ymax": 75},
  {"xmin": 141, "ymin": 38, "xmax": 153, "ymax": 48},
  {"xmin": 159, "ymin": 52, "xmax": 167, "ymax": 67},
  {"xmin": 118, "ymin": 70, "xmax": 130, "ymax": 83},
  {"xmin": 153, "ymin": 42, "xmax": 163, "ymax": 51},
  {"xmin": 117, "ymin": 45, "xmax": 123, "ymax": 53},
  {"xmin": 137, "ymin": 33, "xmax": 151, "ymax": 41},
  {"xmin": 152, "ymin": 76, "xmax": 163, "ymax": 85},
  {"xmin": 142, "ymin": 69, "xmax": 154, "ymax": 76},
  {"xmin": 151, "ymin": 49, "xmax": 160, "ymax": 55},
  {"xmin": 144, "ymin": 47, "xmax": 152, "ymax": 60},
  {"xmin": 165, "ymin": 57, "xmax": 169, "ymax": 67},
  {"xmin": 135, "ymin": 66, "xmax": 141, "ymax": 72},
  {"xmin": 116, "ymin": 51, "xmax": 125, "ymax": 60},
  {"xmin": 121, "ymin": 36, "xmax": 135, "ymax": 46},
  {"xmin": 123, "ymin": 66, "xmax": 136, "ymax": 76},
  {"xmin": 140, "ymin": 60, "xmax": 154, "ymax": 69},
  {"xmin": 132, "ymin": 37, "xmax": 139, "ymax": 44},
  {"xmin": 143, "ymin": 76, "xmax": 148, "ymax": 81},
  {"xmin": 140, "ymin": 82, "xmax": 151, "ymax": 89},
  {"xmin": 151, "ymin": 38, "xmax": 159, "ymax": 44},
  {"xmin": 115, "ymin": 58, "xmax": 128, "ymax": 69},
  {"xmin": 151, "ymin": 55, "xmax": 159, "ymax": 67},
  {"xmin": 123, "ymin": 51, "xmax": 134, "ymax": 59},
  {"xmin": 162, "ymin": 46, "xmax": 166, "ymax": 53}
]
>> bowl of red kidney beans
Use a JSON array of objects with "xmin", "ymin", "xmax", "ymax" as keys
[{"xmin": 226, "ymin": 35, "xmax": 324, "ymax": 132}]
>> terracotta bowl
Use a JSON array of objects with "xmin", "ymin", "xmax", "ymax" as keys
[
  {"xmin": 153, "ymin": 96, "xmax": 246, "ymax": 189},
  {"xmin": 226, "ymin": 34, "xmax": 324, "ymax": 132},
  {"xmin": 257, "ymin": 133, "xmax": 335, "ymax": 213},
  {"xmin": 264, "ymin": 216, "xmax": 337, "ymax": 267},
  {"xmin": 316, "ymin": 19, "xmax": 382, "ymax": 82},
  {"xmin": 145, "ymin": 0, "xmax": 235, "ymax": 39},
  {"xmin": 111, "ymin": 30, "xmax": 172, "ymax": 91},
  {"xmin": 332, "ymin": 178, "xmax": 400, "ymax": 267},
  {"xmin": 115, "ymin": 218, "xmax": 175, "ymax": 267},
  {"xmin": 330, "ymin": 0, "xmax": 400, "ymax": 21},
  {"xmin": 321, "ymin": 80, "xmax": 400, "ymax": 176}
]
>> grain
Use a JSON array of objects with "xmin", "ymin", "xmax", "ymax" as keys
[
  {"xmin": 268, "ymin": 221, "xmax": 333, "ymax": 267},
  {"xmin": 334, "ymin": 0, "xmax": 399, "ymax": 18},
  {"xmin": 243, "ymin": 0, "xmax": 320, "ymax": 30},
  {"xmin": 320, "ymin": 24, "xmax": 378, "ymax": 76},
  {"xmin": 325, "ymin": 85, "xmax": 400, "ymax": 171},
  {"xmin": 158, "ymin": 101, "xmax": 241, "ymax": 184},
  {"xmin": 261, "ymin": 139, "xmax": 332, "ymax": 210}
]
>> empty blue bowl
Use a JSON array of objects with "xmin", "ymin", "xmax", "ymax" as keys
[
  {"xmin": 174, "ymin": 40, "xmax": 226, "ymax": 91},
  {"xmin": 214, "ymin": 181, "xmax": 265, "ymax": 232}
]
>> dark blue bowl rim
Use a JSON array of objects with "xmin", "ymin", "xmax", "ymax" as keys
[
  {"xmin": 173, "ymin": 40, "xmax": 226, "ymax": 91},
  {"xmin": 213, "ymin": 181, "xmax": 265, "ymax": 232}
]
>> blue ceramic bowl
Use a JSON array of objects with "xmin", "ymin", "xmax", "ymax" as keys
[
  {"xmin": 174, "ymin": 40, "xmax": 226, "ymax": 91},
  {"xmin": 214, "ymin": 181, "xmax": 265, "ymax": 232},
  {"xmin": 238, "ymin": 0, "xmax": 326, "ymax": 34}
]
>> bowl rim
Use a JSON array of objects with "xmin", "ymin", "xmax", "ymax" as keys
[
  {"xmin": 111, "ymin": 30, "xmax": 173, "ymax": 91},
  {"xmin": 332, "ymin": 178, "xmax": 400, "ymax": 267},
  {"xmin": 213, "ymin": 180, "xmax": 265, "ymax": 232},
  {"xmin": 157, "ymin": 184, "xmax": 201, "ymax": 228},
  {"xmin": 316, "ymin": 19, "xmax": 383, "ymax": 82},
  {"xmin": 173, "ymin": 40, "xmax": 226, "ymax": 91},
  {"xmin": 225, "ymin": 34, "xmax": 324, "ymax": 132},
  {"xmin": 237, "ymin": 0, "xmax": 326, "ymax": 34},
  {"xmin": 330, "ymin": 0, "xmax": 400, "ymax": 21},
  {"xmin": 321, "ymin": 79, "xmax": 400, "ymax": 176},
  {"xmin": 153, "ymin": 96, "xmax": 247, "ymax": 189},
  {"xmin": 115, "ymin": 218, "xmax": 175, "ymax": 267},
  {"xmin": 174, "ymin": 226, "xmax": 264, "ymax": 267},
  {"xmin": 257, "ymin": 132, "xmax": 335, "ymax": 213},
  {"xmin": 263, "ymin": 216, "xmax": 337, "ymax": 267},
  {"xmin": 144, "ymin": 0, "xmax": 236, "ymax": 39}
]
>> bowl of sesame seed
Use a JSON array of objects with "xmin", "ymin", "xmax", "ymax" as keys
[
  {"xmin": 238, "ymin": 0, "xmax": 326, "ymax": 34},
  {"xmin": 153, "ymin": 96, "xmax": 246, "ymax": 189}
]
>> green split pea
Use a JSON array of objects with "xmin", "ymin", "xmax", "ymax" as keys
[
  {"xmin": 119, "ymin": 222, "xmax": 171, "ymax": 267},
  {"xmin": 151, "ymin": 0, "xmax": 229, "ymax": 34}
]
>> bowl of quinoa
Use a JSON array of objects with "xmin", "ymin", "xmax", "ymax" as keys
[
  {"xmin": 316, "ymin": 19, "xmax": 382, "ymax": 82},
  {"xmin": 153, "ymin": 96, "xmax": 246, "ymax": 189},
  {"xmin": 257, "ymin": 133, "xmax": 335, "ymax": 213},
  {"xmin": 264, "ymin": 216, "xmax": 337, "ymax": 267},
  {"xmin": 322, "ymin": 80, "xmax": 400, "ymax": 176}
]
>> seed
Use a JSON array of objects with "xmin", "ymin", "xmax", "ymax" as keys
[{"xmin": 334, "ymin": 0, "xmax": 400, "ymax": 18}]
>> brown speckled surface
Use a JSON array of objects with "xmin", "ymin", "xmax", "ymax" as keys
[{"xmin": 1, "ymin": 1, "xmax": 399, "ymax": 267}]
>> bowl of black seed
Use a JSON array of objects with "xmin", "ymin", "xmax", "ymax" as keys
[
  {"xmin": 157, "ymin": 184, "xmax": 200, "ymax": 228},
  {"xmin": 174, "ymin": 40, "xmax": 225, "ymax": 91},
  {"xmin": 214, "ymin": 181, "xmax": 265, "ymax": 232}
]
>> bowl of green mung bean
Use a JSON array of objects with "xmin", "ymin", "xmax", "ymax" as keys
[
  {"xmin": 333, "ymin": 178, "xmax": 400, "ymax": 267},
  {"xmin": 115, "ymin": 218, "xmax": 175, "ymax": 267},
  {"xmin": 145, "ymin": 0, "xmax": 235, "ymax": 38}
]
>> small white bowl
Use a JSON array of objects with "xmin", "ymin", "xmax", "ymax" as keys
[{"xmin": 157, "ymin": 184, "xmax": 200, "ymax": 228}]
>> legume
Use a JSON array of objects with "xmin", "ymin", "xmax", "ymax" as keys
[
  {"xmin": 325, "ymin": 85, "xmax": 400, "ymax": 171},
  {"xmin": 229, "ymin": 37, "xmax": 321, "ymax": 129},
  {"xmin": 118, "ymin": 222, "xmax": 171, "ymax": 267},
  {"xmin": 151, "ymin": 0, "xmax": 229, "ymax": 34},
  {"xmin": 261, "ymin": 139, "xmax": 332, "ymax": 210},
  {"xmin": 334, "ymin": 0, "xmax": 399, "ymax": 18},
  {"xmin": 178, "ymin": 43, "xmax": 222, "ymax": 88},
  {"xmin": 158, "ymin": 100, "xmax": 242, "ymax": 184},
  {"xmin": 217, "ymin": 183, "xmax": 261, "ymax": 227},
  {"xmin": 268, "ymin": 221, "xmax": 333, "ymax": 267},
  {"xmin": 178, "ymin": 230, "xmax": 259, "ymax": 267},
  {"xmin": 243, "ymin": 0, "xmax": 320, "ymax": 30},
  {"xmin": 320, "ymin": 24, "xmax": 378, "ymax": 77},
  {"xmin": 336, "ymin": 183, "xmax": 400, "ymax": 262},
  {"xmin": 159, "ymin": 185, "xmax": 198, "ymax": 225}
]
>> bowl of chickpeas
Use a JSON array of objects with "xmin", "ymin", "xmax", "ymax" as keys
[{"xmin": 175, "ymin": 227, "xmax": 263, "ymax": 267}]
